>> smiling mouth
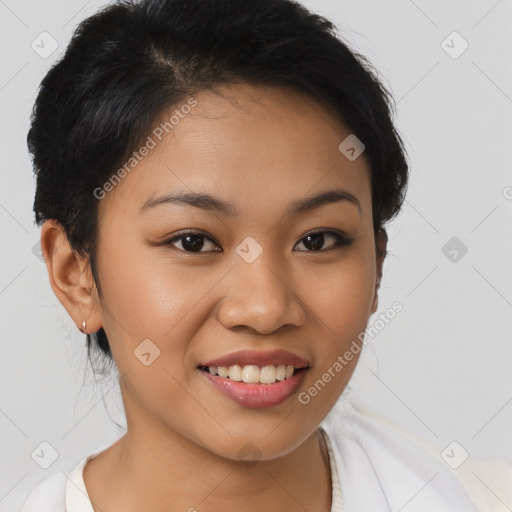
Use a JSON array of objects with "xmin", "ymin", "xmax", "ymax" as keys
[{"xmin": 197, "ymin": 364, "xmax": 307, "ymax": 385}]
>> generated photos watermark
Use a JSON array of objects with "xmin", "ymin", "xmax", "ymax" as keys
[{"xmin": 298, "ymin": 301, "xmax": 403, "ymax": 404}]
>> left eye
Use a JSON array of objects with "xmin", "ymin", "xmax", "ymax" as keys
[
  {"xmin": 294, "ymin": 231, "xmax": 352, "ymax": 252},
  {"xmin": 163, "ymin": 230, "xmax": 351, "ymax": 253}
]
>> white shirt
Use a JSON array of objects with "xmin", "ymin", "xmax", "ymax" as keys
[{"xmin": 18, "ymin": 400, "xmax": 512, "ymax": 512}]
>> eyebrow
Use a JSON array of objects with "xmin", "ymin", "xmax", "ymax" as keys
[{"xmin": 139, "ymin": 188, "xmax": 361, "ymax": 216}]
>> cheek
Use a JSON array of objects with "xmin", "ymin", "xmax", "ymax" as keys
[
  {"xmin": 302, "ymin": 248, "xmax": 376, "ymax": 334},
  {"xmin": 301, "ymin": 249, "xmax": 376, "ymax": 386},
  {"xmin": 96, "ymin": 239, "xmax": 226, "ymax": 383},
  {"xmin": 331, "ymin": 264, "xmax": 375, "ymax": 334},
  {"xmin": 96, "ymin": 237, "xmax": 192, "ymax": 337}
]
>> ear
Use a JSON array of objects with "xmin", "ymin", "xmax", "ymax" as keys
[
  {"xmin": 370, "ymin": 228, "xmax": 388, "ymax": 315},
  {"xmin": 40, "ymin": 219, "xmax": 103, "ymax": 334}
]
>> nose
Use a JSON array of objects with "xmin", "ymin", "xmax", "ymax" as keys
[{"xmin": 216, "ymin": 255, "xmax": 306, "ymax": 335}]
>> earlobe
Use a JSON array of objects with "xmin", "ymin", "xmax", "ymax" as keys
[
  {"xmin": 40, "ymin": 219, "xmax": 102, "ymax": 333},
  {"xmin": 370, "ymin": 228, "xmax": 388, "ymax": 314}
]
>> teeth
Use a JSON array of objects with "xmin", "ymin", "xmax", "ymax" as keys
[
  {"xmin": 206, "ymin": 364, "xmax": 299, "ymax": 384},
  {"xmin": 260, "ymin": 365, "xmax": 277, "ymax": 384},
  {"xmin": 242, "ymin": 365, "xmax": 260, "ymax": 383},
  {"xmin": 228, "ymin": 364, "xmax": 243, "ymax": 381},
  {"xmin": 217, "ymin": 366, "xmax": 229, "ymax": 378}
]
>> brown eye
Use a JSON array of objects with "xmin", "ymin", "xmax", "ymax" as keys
[
  {"xmin": 294, "ymin": 231, "xmax": 352, "ymax": 252},
  {"xmin": 164, "ymin": 231, "xmax": 221, "ymax": 253},
  {"xmin": 163, "ymin": 229, "xmax": 352, "ymax": 254}
]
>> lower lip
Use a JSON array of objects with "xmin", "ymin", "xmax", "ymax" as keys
[{"xmin": 199, "ymin": 368, "xmax": 308, "ymax": 409}]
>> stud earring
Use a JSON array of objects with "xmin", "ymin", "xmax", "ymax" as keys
[{"xmin": 80, "ymin": 321, "xmax": 87, "ymax": 334}]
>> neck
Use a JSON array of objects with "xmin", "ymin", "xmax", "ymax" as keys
[{"xmin": 84, "ymin": 384, "xmax": 333, "ymax": 512}]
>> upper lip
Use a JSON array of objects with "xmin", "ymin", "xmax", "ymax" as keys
[{"xmin": 200, "ymin": 349, "xmax": 310, "ymax": 369}]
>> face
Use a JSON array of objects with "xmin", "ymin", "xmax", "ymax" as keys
[{"xmin": 60, "ymin": 83, "xmax": 385, "ymax": 461}]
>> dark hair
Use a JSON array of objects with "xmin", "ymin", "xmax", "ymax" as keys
[{"xmin": 28, "ymin": 0, "xmax": 409, "ymax": 364}]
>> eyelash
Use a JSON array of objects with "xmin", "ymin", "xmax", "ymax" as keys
[{"xmin": 162, "ymin": 229, "xmax": 353, "ymax": 253}]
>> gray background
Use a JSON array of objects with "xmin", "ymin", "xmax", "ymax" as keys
[{"xmin": 1, "ymin": 0, "xmax": 511, "ymax": 510}]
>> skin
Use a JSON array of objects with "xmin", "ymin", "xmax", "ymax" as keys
[{"xmin": 41, "ymin": 82, "xmax": 387, "ymax": 511}]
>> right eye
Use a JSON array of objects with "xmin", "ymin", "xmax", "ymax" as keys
[{"xmin": 162, "ymin": 230, "xmax": 222, "ymax": 253}]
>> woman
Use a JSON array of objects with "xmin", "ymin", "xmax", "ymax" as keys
[{"xmin": 20, "ymin": 0, "xmax": 511, "ymax": 510}]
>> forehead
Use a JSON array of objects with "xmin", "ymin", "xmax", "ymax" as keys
[{"xmin": 98, "ymin": 82, "xmax": 372, "ymax": 222}]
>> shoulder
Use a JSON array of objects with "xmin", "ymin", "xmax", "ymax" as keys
[
  {"xmin": 320, "ymin": 398, "xmax": 512, "ymax": 511},
  {"xmin": 18, "ymin": 443, "xmax": 113, "ymax": 512},
  {"xmin": 18, "ymin": 472, "xmax": 67, "ymax": 512}
]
